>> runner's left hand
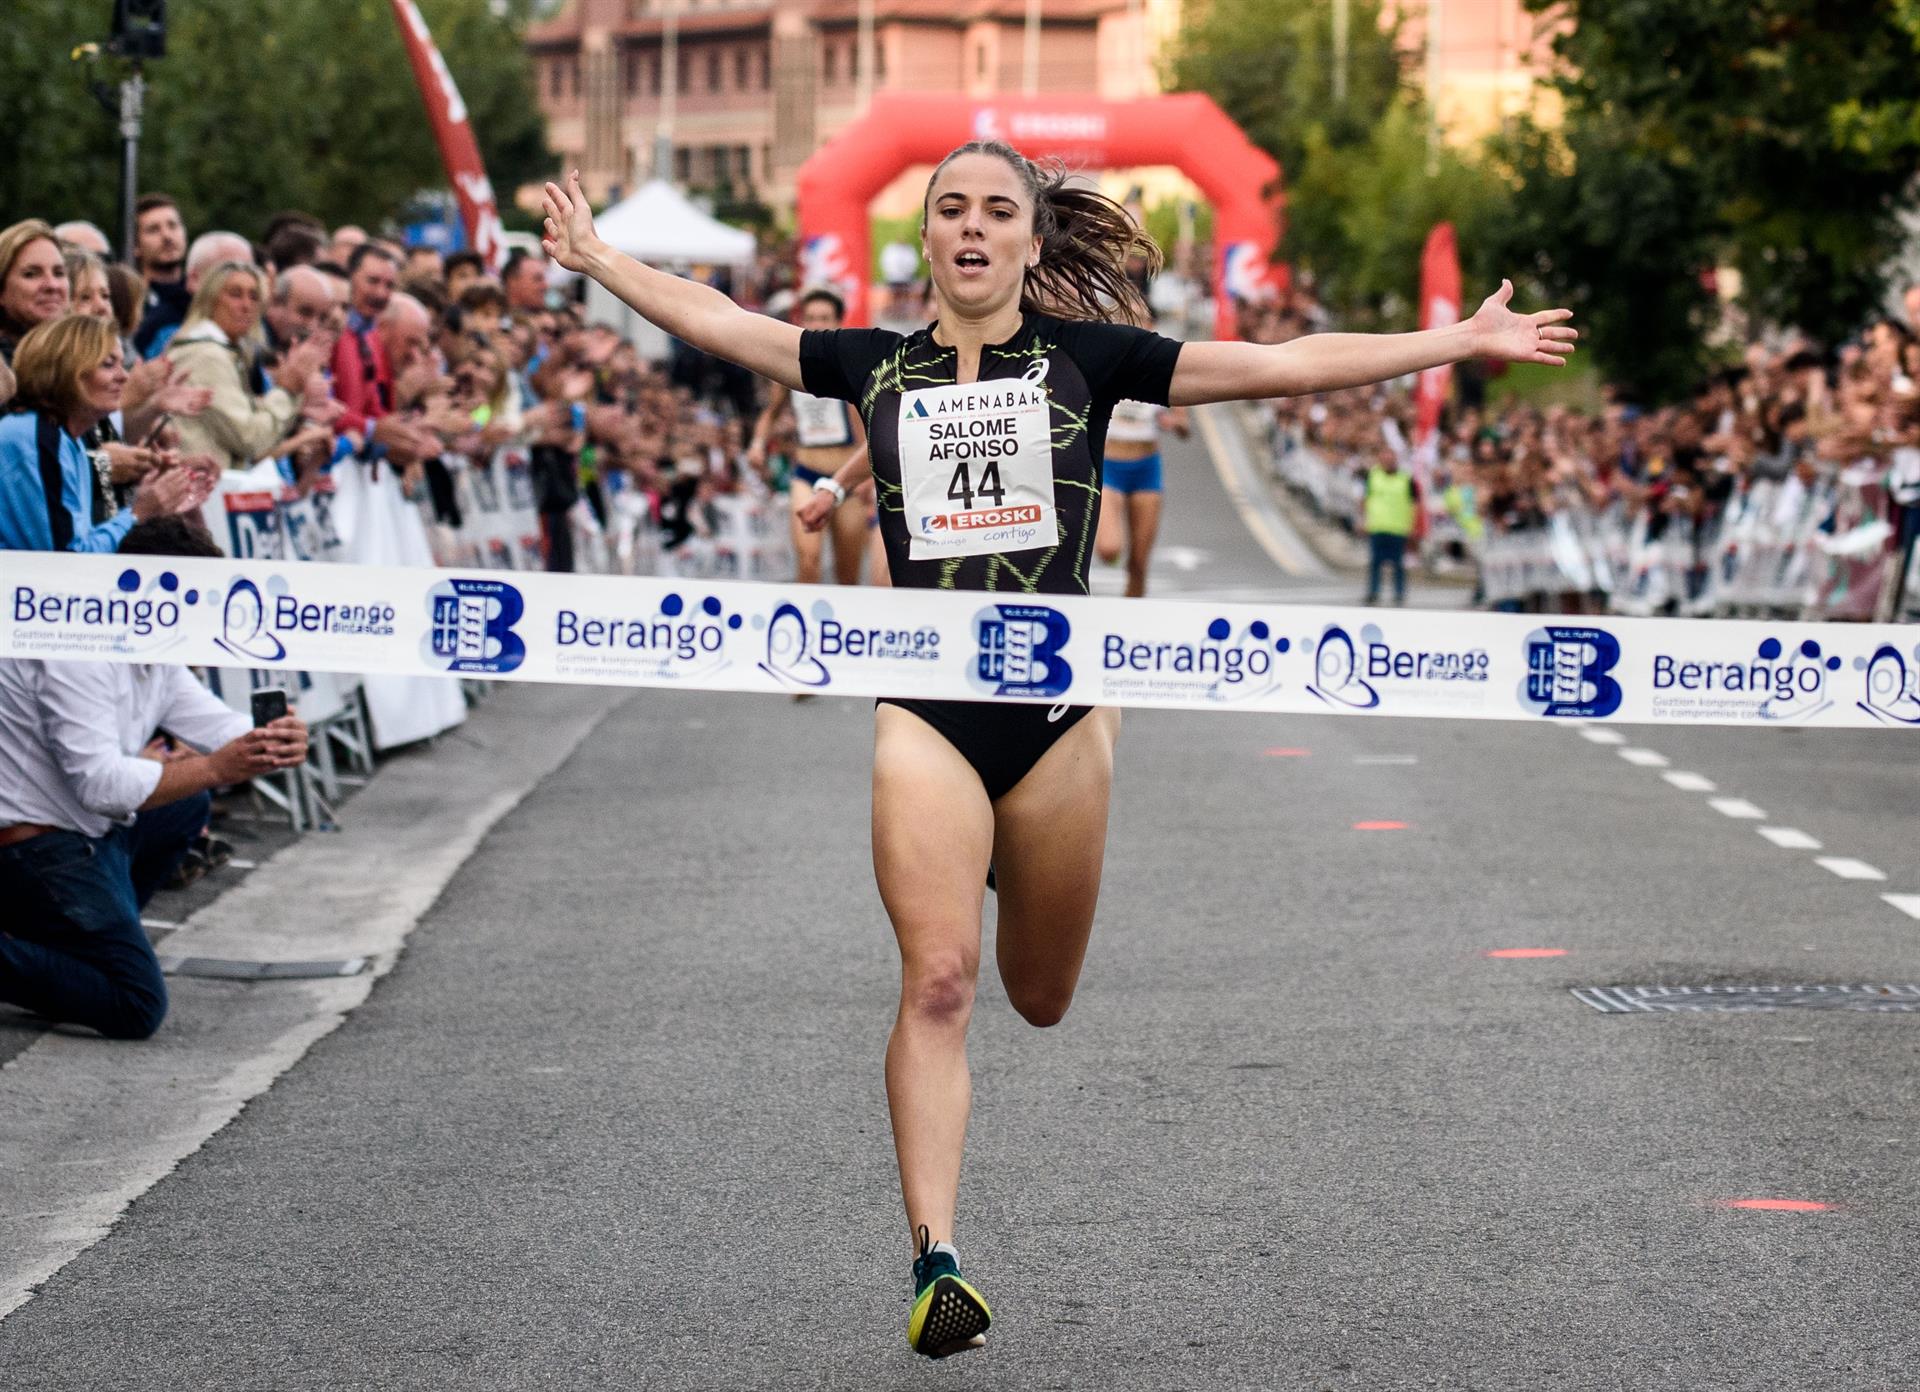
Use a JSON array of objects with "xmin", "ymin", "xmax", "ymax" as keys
[{"xmin": 1467, "ymin": 280, "xmax": 1578, "ymax": 367}]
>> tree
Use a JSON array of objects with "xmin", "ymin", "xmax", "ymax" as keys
[
  {"xmin": 1168, "ymin": 0, "xmax": 1512, "ymax": 325},
  {"xmin": 1485, "ymin": 117, "xmax": 1718, "ymax": 403},
  {"xmin": 1523, "ymin": 0, "xmax": 1920, "ymax": 371},
  {"xmin": 0, "ymin": 0, "xmax": 548, "ymax": 244}
]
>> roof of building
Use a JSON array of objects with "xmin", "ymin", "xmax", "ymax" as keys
[{"xmin": 528, "ymin": 0, "xmax": 1123, "ymax": 46}]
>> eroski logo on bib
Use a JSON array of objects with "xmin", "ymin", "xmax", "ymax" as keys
[
  {"xmin": 758, "ymin": 600, "xmax": 940, "ymax": 690},
  {"xmin": 1100, "ymin": 615, "xmax": 1288, "ymax": 703},
  {"xmin": 425, "ymin": 577, "xmax": 526, "ymax": 674},
  {"xmin": 900, "ymin": 359, "xmax": 1056, "ymax": 560},
  {"xmin": 973, "ymin": 603, "xmax": 1072, "ymax": 699}
]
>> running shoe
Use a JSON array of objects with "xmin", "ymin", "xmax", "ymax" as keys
[{"xmin": 908, "ymin": 1225, "xmax": 991, "ymax": 1359}]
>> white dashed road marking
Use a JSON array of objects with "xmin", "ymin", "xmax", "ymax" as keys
[
  {"xmin": 1814, "ymin": 857, "xmax": 1888, "ymax": 882},
  {"xmin": 1663, "ymin": 772, "xmax": 1717, "ymax": 792},
  {"xmin": 1757, "ymin": 827, "xmax": 1823, "ymax": 850},
  {"xmin": 1882, "ymin": 894, "xmax": 1920, "ymax": 921},
  {"xmin": 1354, "ymin": 755, "xmax": 1420, "ymax": 765},
  {"xmin": 1618, "ymin": 748, "xmax": 1671, "ymax": 767},
  {"xmin": 1708, "ymin": 797, "xmax": 1767, "ymax": 820},
  {"xmin": 1580, "ymin": 728, "xmax": 1627, "ymax": 745}
]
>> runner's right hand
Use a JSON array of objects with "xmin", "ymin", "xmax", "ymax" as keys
[
  {"xmin": 542, "ymin": 170, "xmax": 607, "ymax": 274},
  {"xmin": 797, "ymin": 491, "xmax": 833, "ymax": 534}
]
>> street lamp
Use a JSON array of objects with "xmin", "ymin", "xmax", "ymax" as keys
[{"xmin": 108, "ymin": 0, "xmax": 167, "ymax": 261}]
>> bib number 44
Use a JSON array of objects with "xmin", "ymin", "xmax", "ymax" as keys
[{"xmin": 947, "ymin": 458, "xmax": 1007, "ymax": 512}]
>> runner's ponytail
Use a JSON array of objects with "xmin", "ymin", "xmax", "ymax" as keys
[{"xmin": 926, "ymin": 141, "xmax": 1160, "ymax": 324}]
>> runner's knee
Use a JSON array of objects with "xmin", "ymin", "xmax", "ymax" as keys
[
  {"xmin": 900, "ymin": 951, "xmax": 977, "ymax": 1026},
  {"xmin": 1004, "ymin": 978, "xmax": 1072, "ymax": 1028}
]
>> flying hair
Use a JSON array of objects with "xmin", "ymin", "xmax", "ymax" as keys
[{"xmin": 924, "ymin": 140, "xmax": 1160, "ymax": 325}]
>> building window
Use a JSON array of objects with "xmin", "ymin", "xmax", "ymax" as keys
[
  {"xmin": 570, "ymin": 59, "xmax": 581, "ymax": 99},
  {"xmin": 823, "ymin": 42, "xmax": 836, "ymax": 83},
  {"xmin": 734, "ymin": 48, "xmax": 749, "ymax": 89},
  {"xmin": 623, "ymin": 52, "xmax": 638, "ymax": 95},
  {"xmin": 549, "ymin": 58, "xmax": 563, "ymax": 99},
  {"xmin": 706, "ymin": 51, "xmax": 720, "ymax": 91},
  {"xmin": 648, "ymin": 56, "xmax": 660, "ymax": 95},
  {"xmin": 674, "ymin": 146, "xmax": 692, "ymax": 183},
  {"xmin": 875, "ymin": 40, "xmax": 886, "ymax": 81},
  {"xmin": 678, "ymin": 52, "xmax": 689, "ymax": 93},
  {"xmin": 975, "ymin": 43, "xmax": 987, "ymax": 80},
  {"xmin": 759, "ymin": 49, "xmax": 771, "ymax": 89},
  {"xmin": 735, "ymin": 145, "xmax": 752, "ymax": 182}
]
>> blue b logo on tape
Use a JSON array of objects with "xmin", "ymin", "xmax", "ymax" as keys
[
  {"xmin": 424, "ymin": 578, "xmax": 525, "ymax": 674},
  {"xmin": 1521, "ymin": 625, "xmax": 1622, "ymax": 718},
  {"xmin": 974, "ymin": 604, "xmax": 1072, "ymax": 699}
]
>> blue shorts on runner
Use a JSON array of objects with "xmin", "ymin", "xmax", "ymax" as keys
[{"xmin": 1103, "ymin": 452, "xmax": 1162, "ymax": 496}]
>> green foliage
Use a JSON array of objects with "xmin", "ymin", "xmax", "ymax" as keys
[
  {"xmin": 1167, "ymin": 0, "xmax": 1406, "ymax": 196},
  {"xmin": 1291, "ymin": 103, "xmax": 1515, "ymax": 328},
  {"xmin": 1168, "ymin": 0, "xmax": 1512, "ymax": 325},
  {"xmin": 1518, "ymin": 0, "xmax": 1920, "ymax": 394},
  {"xmin": 1141, "ymin": 199, "xmax": 1214, "ymax": 262},
  {"xmin": 1, "ymin": 0, "xmax": 548, "ymax": 242},
  {"xmin": 1483, "ymin": 116, "xmax": 1720, "ymax": 403}
]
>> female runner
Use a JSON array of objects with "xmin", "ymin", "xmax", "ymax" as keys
[
  {"xmin": 1093, "ymin": 382, "xmax": 1187, "ymax": 597},
  {"xmin": 542, "ymin": 146, "xmax": 1575, "ymax": 1360},
  {"xmin": 745, "ymin": 287, "xmax": 870, "ymax": 586}
]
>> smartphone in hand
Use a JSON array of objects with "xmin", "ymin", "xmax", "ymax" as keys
[{"xmin": 250, "ymin": 687, "xmax": 289, "ymax": 728}]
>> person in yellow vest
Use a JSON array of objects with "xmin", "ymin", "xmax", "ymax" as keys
[{"xmin": 1363, "ymin": 449, "xmax": 1420, "ymax": 605}]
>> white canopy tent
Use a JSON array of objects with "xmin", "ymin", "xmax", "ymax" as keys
[{"xmin": 580, "ymin": 181, "xmax": 757, "ymax": 360}]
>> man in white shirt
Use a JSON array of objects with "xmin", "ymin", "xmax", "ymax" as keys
[{"xmin": 0, "ymin": 518, "xmax": 308, "ymax": 1039}]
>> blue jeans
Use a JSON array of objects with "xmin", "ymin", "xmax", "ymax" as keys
[
  {"xmin": 0, "ymin": 792, "xmax": 209, "ymax": 1040},
  {"xmin": 1367, "ymin": 532, "xmax": 1408, "ymax": 605}
]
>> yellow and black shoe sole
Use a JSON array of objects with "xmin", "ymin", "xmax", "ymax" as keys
[{"xmin": 908, "ymin": 1273, "xmax": 992, "ymax": 1359}]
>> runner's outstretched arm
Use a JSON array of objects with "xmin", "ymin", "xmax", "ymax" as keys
[
  {"xmin": 1168, "ymin": 280, "xmax": 1576, "ymax": 406},
  {"xmin": 542, "ymin": 172, "xmax": 806, "ymax": 391}
]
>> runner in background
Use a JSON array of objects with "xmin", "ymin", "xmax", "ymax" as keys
[
  {"xmin": 746, "ymin": 289, "xmax": 869, "ymax": 586},
  {"xmin": 1094, "ymin": 387, "xmax": 1187, "ymax": 597}
]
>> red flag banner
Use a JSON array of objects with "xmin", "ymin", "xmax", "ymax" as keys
[
  {"xmin": 1413, "ymin": 222, "xmax": 1461, "ymax": 451},
  {"xmin": 389, "ymin": 0, "xmax": 505, "ymax": 270}
]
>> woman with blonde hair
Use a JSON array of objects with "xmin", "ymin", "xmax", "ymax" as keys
[
  {"xmin": 0, "ymin": 220, "xmax": 71, "ymax": 364},
  {"xmin": 0, "ymin": 314, "xmax": 212, "ymax": 552},
  {"xmin": 166, "ymin": 260, "xmax": 334, "ymax": 475}
]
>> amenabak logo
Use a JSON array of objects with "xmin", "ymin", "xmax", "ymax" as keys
[{"xmin": 973, "ymin": 603, "xmax": 1072, "ymax": 699}]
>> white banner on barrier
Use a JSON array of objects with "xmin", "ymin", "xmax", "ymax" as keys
[{"xmin": 2, "ymin": 552, "xmax": 1917, "ymax": 729}]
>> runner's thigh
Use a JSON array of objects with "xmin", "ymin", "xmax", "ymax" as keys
[
  {"xmin": 873, "ymin": 704, "xmax": 995, "ymax": 968},
  {"xmin": 990, "ymin": 708, "xmax": 1120, "ymax": 1000}
]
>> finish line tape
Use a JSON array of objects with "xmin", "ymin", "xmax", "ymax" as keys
[{"xmin": 2, "ymin": 552, "xmax": 1916, "ymax": 729}]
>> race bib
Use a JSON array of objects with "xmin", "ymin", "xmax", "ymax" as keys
[
  {"xmin": 791, "ymin": 390, "xmax": 854, "ymax": 449},
  {"xmin": 898, "ymin": 362, "xmax": 1056, "ymax": 560}
]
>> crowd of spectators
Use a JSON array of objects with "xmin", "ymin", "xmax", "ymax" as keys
[
  {"xmin": 1261, "ymin": 286, "xmax": 1920, "ymax": 619},
  {"xmin": 0, "ymin": 195, "xmax": 822, "ymax": 1043}
]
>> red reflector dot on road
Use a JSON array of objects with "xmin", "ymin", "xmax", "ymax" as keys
[
  {"xmin": 1352, "ymin": 821, "xmax": 1409, "ymax": 831},
  {"xmin": 1264, "ymin": 747, "xmax": 1311, "ymax": 757},
  {"xmin": 1720, "ymin": 1198, "xmax": 1832, "ymax": 1213},
  {"xmin": 1487, "ymin": 948, "xmax": 1569, "ymax": 959}
]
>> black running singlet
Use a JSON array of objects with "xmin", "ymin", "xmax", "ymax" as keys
[{"xmin": 799, "ymin": 314, "xmax": 1182, "ymax": 596}]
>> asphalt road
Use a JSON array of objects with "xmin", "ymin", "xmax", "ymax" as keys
[{"xmin": 3, "ymin": 424, "xmax": 1917, "ymax": 1390}]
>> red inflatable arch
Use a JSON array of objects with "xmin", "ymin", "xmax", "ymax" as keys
[{"xmin": 795, "ymin": 92, "xmax": 1284, "ymax": 339}]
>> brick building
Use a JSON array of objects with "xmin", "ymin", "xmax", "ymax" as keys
[{"xmin": 525, "ymin": 0, "xmax": 1176, "ymax": 209}]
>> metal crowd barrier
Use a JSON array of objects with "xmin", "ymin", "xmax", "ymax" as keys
[{"xmin": 1258, "ymin": 410, "xmax": 1916, "ymax": 623}]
